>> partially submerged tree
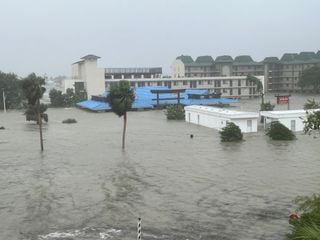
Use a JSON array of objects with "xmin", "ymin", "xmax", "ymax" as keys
[
  {"xmin": 166, "ymin": 104, "xmax": 185, "ymax": 120},
  {"xmin": 266, "ymin": 121, "xmax": 295, "ymax": 140},
  {"xmin": 220, "ymin": 122, "xmax": 243, "ymax": 142},
  {"xmin": 106, "ymin": 81, "xmax": 135, "ymax": 149},
  {"xmin": 287, "ymin": 194, "xmax": 320, "ymax": 240},
  {"xmin": 298, "ymin": 66, "xmax": 320, "ymax": 92},
  {"xmin": 21, "ymin": 73, "xmax": 47, "ymax": 151},
  {"xmin": 304, "ymin": 99, "xmax": 320, "ymax": 110},
  {"xmin": 304, "ymin": 110, "xmax": 320, "ymax": 135}
]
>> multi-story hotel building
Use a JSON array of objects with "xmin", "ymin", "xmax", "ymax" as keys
[
  {"xmin": 67, "ymin": 55, "xmax": 263, "ymax": 99},
  {"xmin": 171, "ymin": 51, "xmax": 320, "ymax": 93}
]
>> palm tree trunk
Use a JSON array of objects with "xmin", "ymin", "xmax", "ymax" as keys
[
  {"xmin": 122, "ymin": 112, "xmax": 127, "ymax": 149},
  {"xmin": 37, "ymin": 100, "xmax": 44, "ymax": 151}
]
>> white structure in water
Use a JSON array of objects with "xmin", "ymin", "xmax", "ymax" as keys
[
  {"xmin": 184, "ymin": 105, "xmax": 259, "ymax": 133},
  {"xmin": 260, "ymin": 109, "xmax": 320, "ymax": 132}
]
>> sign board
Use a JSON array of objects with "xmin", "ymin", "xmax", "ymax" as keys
[{"xmin": 276, "ymin": 95, "xmax": 289, "ymax": 105}]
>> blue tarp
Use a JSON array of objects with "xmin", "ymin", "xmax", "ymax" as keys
[{"xmin": 76, "ymin": 87, "xmax": 239, "ymax": 111}]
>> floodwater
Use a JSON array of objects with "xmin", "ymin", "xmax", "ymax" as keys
[{"xmin": 1, "ymin": 94, "xmax": 320, "ymax": 240}]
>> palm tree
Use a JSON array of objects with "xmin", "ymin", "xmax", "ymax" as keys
[
  {"xmin": 106, "ymin": 81, "xmax": 135, "ymax": 149},
  {"xmin": 21, "ymin": 73, "xmax": 47, "ymax": 151},
  {"xmin": 247, "ymin": 75, "xmax": 264, "ymax": 105}
]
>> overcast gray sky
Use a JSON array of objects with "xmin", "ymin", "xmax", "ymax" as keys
[{"xmin": 0, "ymin": 0, "xmax": 319, "ymax": 77}]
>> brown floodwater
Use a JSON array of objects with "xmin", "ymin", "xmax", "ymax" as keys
[{"xmin": 0, "ymin": 94, "xmax": 320, "ymax": 240}]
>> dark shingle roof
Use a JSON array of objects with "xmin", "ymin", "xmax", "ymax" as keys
[
  {"xmin": 234, "ymin": 55, "xmax": 254, "ymax": 63},
  {"xmin": 280, "ymin": 53, "xmax": 298, "ymax": 62},
  {"xmin": 215, "ymin": 55, "xmax": 233, "ymax": 63},
  {"xmin": 176, "ymin": 55, "xmax": 194, "ymax": 64},
  {"xmin": 195, "ymin": 56, "xmax": 214, "ymax": 64},
  {"xmin": 263, "ymin": 57, "xmax": 280, "ymax": 63},
  {"xmin": 296, "ymin": 52, "xmax": 316, "ymax": 61},
  {"xmin": 81, "ymin": 54, "xmax": 101, "ymax": 60}
]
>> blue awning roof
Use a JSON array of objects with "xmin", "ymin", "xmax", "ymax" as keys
[{"xmin": 77, "ymin": 87, "xmax": 239, "ymax": 111}]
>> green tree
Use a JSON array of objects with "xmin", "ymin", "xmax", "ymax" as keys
[
  {"xmin": 247, "ymin": 75, "xmax": 264, "ymax": 105},
  {"xmin": 220, "ymin": 122, "xmax": 243, "ymax": 142},
  {"xmin": 106, "ymin": 81, "xmax": 135, "ymax": 149},
  {"xmin": 0, "ymin": 71, "xmax": 23, "ymax": 110},
  {"xmin": 21, "ymin": 73, "xmax": 47, "ymax": 151},
  {"xmin": 303, "ymin": 111, "xmax": 320, "ymax": 134},
  {"xmin": 266, "ymin": 121, "xmax": 295, "ymax": 140},
  {"xmin": 304, "ymin": 99, "xmax": 320, "ymax": 110},
  {"xmin": 49, "ymin": 88, "xmax": 65, "ymax": 107},
  {"xmin": 287, "ymin": 194, "xmax": 320, "ymax": 240},
  {"xmin": 298, "ymin": 66, "xmax": 320, "ymax": 92},
  {"xmin": 260, "ymin": 101, "xmax": 275, "ymax": 111},
  {"xmin": 64, "ymin": 88, "xmax": 75, "ymax": 107},
  {"xmin": 166, "ymin": 104, "xmax": 185, "ymax": 120}
]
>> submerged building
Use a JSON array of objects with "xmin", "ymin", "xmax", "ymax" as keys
[{"xmin": 171, "ymin": 51, "xmax": 320, "ymax": 93}]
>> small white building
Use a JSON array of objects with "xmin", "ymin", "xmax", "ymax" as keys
[
  {"xmin": 260, "ymin": 109, "xmax": 320, "ymax": 132},
  {"xmin": 184, "ymin": 105, "xmax": 259, "ymax": 133}
]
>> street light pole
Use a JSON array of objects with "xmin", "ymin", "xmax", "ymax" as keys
[{"xmin": 2, "ymin": 88, "xmax": 6, "ymax": 113}]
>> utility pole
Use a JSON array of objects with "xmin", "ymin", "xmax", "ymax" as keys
[{"xmin": 2, "ymin": 88, "xmax": 6, "ymax": 113}]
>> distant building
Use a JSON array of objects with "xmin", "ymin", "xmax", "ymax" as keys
[
  {"xmin": 68, "ymin": 55, "xmax": 263, "ymax": 99},
  {"xmin": 171, "ymin": 51, "xmax": 320, "ymax": 92}
]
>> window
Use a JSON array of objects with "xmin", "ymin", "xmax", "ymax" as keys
[
  {"xmin": 207, "ymin": 80, "xmax": 212, "ymax": 85},
  {"xmin": 183, "ymin": 80, "xmax": 188, "ymax": 86},
  {"xmin": 198, "ymin": 80, "xmax": 202, "ymax": 85},
  {"xmin": 173, "ymin": 81, "xmax": 178, "ymax": 86},
  {"xmin": 238, "ymin": 80, "xmax": 241, "ymax": 86},
  {"xmin": 157, "ymin": 81, "xmax": 162, "ymax": 86},
  {"xmin": 223, "ymin": 80, "xmax": 227, "ymax": 85},
  {"xmin": 230, "ymin": 89, "xmax": 233, "ymax": 95},
  {"xmin": 229, "ymin": 80, "xmax": 233, "ymax": 87},
  {"xmin": 238, "ymin": 88, "xmax": 241, "ymax": 95}
]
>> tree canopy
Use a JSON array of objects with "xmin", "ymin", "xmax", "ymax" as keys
[
  {"xmin": 166, "ymin": 104, "xmax": 185, "ymax": 120},
  {"xmin": 247, "ymin": 75, "xmax": 263, "ymax": 93},
  {"xmin": 304, "ymin": 99, "xmax": 320, "ymax": 110},
  {"xmin": 266, "ymin": 121, "xmax": 295, "ymax": 140},
  {"xmin": 0, "ymin": 71, "xmax": 23, "ymax": 109},
  {"xmin": 106, "ymin": 81, "xmax": 135, "ymax": 117},
  {"xmin": 106, "ymin": 81, "xmax": 135, "ymax": 149},
  {"xmin": 304, "ymin": 110, "xmax": 320, "ymax": 134},
  {"xmin": 220, "ymin": 122, "xmax": 243, "ymax": 142},
  {"xmin": 298, "ymin": 66, "xmax": 320, "ymax": 92}
]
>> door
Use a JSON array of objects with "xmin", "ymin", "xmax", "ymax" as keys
[{"xmin": 247, "ymin": 119, "xmax": 252, "ymax": 132}]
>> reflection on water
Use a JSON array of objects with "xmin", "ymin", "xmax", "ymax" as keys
[{"xmin": 0, "ymin": 94, "xmax": 320, "ymax": 240}]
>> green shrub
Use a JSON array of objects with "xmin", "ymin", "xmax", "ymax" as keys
[
  {"xmin": 287, "ymin": 194, "xmax": 320, "ymax": 240},
  {"xmin": 62, "ymin": 118, "xmax": 77, "ymax": 124},
  {"xmin": 260, "ymin": 101, "xmax": 275, "ymax": 111},
  {"xmin": 220, "ymin": 122, "xmax": 243, "ymax": 142},
  {"xmin": 166, "ymin": 104, "xmax": 185, "ymax": 120},
  {"xmin": 266, "ymin": 121, "xmax": 295, "ymax": 140}
]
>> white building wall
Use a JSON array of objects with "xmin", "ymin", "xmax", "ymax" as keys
[
  {"xmin": 171, "ymin": 59, "xmax": 185, "ymax": 77},
  {"xmin": 265, "ymin": 117, "xmax": 305, "ymax": 132},
  {"xmin": 83, "ymin": 59, "xmax": 105, "ymax": 97},
  {"xmin": 185, "ymin": 107, "xmax": 258, "ymax": 133}
]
